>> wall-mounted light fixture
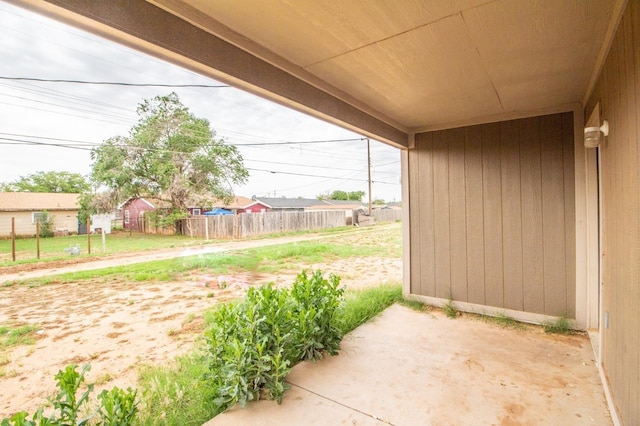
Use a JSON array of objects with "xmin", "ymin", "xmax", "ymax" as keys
[{"xmin": 584, "ymin": 120, "xmax": 609, "ymax": 148}]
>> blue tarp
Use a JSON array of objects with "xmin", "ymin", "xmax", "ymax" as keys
[{"xmin": 203, "ymin": 208, "xmax": 233, "ymax": 216}]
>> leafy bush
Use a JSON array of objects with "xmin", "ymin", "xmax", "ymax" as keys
[
  {"xmin": 1, "ymin": 364, "xmax": 137, "ymax": 426},
  {"xmin": 38, "ymin": 210, "xmax": 54, "ymax": 238},
  {"xmin": 288, "ymin": 270, "xmax": 343, "ymax": 361},
  {"xmin": 204, "ymin": 270, "xmax": 344, "ymax": 410}
]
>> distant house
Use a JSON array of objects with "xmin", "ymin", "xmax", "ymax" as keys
[
  {"xmin": 0, "ymin": 192, "xmax": 80, "ymax": 238},
  {"xmin": 252, "ymin": 197, "xmax": 323, "ymax": 212},
  {"xmin": 241, "ymin": 199, "xmax": 272, "ymax": 213},
  {"xmin": 203, "ymin": 196, "xmax": 257, "ymax": 215},
  {"xmin": 117, "ymin": 197, "xmax": 168, "ymax": 231}
]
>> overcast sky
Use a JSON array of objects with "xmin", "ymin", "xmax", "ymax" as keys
[{"xmin": 0, "ymin": 2, "xmax": 401, "ymax": 202}]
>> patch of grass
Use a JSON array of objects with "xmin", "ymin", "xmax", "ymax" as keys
[
  {"xmin": 543, "ymin": 316, "xmax": 574, "ymax": 334},
  {"xmin": 0, "ymin": 323, "xmax": 38, "ymax": 350},
  {"xmin": 0, "ymin": 232, "xmax": 207, "ymax": 266},
  {"xmin": 0, "ymin": 368, "xmax": 18, "ymax": 378},
  {"xmin": 443, "ymin": 298, "xmax": 458, "ymax": 319},
  {"xmin": 0, "ymin": 223, "xmax": 397, "ymax": 267},
  {"xmin": 475, "ymin": 313, "xmax": 526, "ymax": 330},
  {"xmin": 136, "ymin": 352, "xmax": 222, "ymax": 425},
  {"xmin": 337, "ymin": 284, "xmax": 402, "ymax": 334}
]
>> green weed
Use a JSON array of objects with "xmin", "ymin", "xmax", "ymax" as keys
[
  {"xmin": 443, "ymin": 298, "xmax": 458, "ymax": 318},
  {"xmin": 543, "ymin": 316, "xmax": 574, "ymax": 334},
  {"xmin": 0, "ymin": 364, "xmax": 137, "ymax": 426}
]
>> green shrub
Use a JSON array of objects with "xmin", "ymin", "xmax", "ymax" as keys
[
  {"xmin": 38, "ymin": 210, "xmax": 54, "ymax": 238},
  {"xmin": 204, "ymin": 270, "xmax": 344, "ymax": 410},
  {"xmin": 289, "ymin": 270, "xmax": 344, "ymax": 361},
  {"xmin": 1, "ymin": 364, "xmax": 137, "ymax": 426}
]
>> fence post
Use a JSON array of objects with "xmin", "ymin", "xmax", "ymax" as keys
[
  {"xmin": 205, "ymin": 217, "xmax": 209, "ymax": 241},
  {"xmin": 36, "ymin": 219, "xmax": 40, "ymax": 259},
  {"xmin": 233, "ymin": 214, "xmax": 239, "ymax": 239},
  {"xmin": 87, "ymin": 218, "xmax": 91, "ymax": 254},
  {"xmin": 11, "ymin": 217, "xmax": 16, "ymax": 261}
]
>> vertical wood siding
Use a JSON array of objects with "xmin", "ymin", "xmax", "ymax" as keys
[
  {"xmin": 585, "ymin": 2, "xmax": 640, "ymax": 423},
  {"xmin": 409, "ymin": 112, "xmax": 576, "ymax": 317}
]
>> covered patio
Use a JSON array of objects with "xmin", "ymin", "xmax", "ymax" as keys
[
  {"xmin": 206, "ymin": 304, "xmax": 610, "ymax": 425},
  {"xmin": 7, "ymin": 0, "xmax": 638, "ymax": 424}
]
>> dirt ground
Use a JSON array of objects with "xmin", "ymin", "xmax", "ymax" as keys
[{"xmin": 0, "ymin": 226, "xmax": 402, "ymax": 418}]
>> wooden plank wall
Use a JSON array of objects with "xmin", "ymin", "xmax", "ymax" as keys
[
  {"xmin": 409, "ymin": 112, "xmax": 576, "ymax": 317},
  {"xmin": 181, "ymin": 210, "xmax": 346, "ymax": 239},
  {"xmin": 585, "ymin": 2, "xmax": 639, "ymax": 423}
]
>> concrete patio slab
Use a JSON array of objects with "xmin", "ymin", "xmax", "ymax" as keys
[{"xmin": 205, "ymin": 304, "xmax": 611, "ymax": 425}]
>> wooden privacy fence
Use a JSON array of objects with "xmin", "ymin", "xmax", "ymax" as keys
[
  {"xmin": 181, "ymin": 210, "xmax": 347, "ymax": 239},
  {"xmin": 371, "ymin": 209, "xmax": 403, "ymax": 223}
]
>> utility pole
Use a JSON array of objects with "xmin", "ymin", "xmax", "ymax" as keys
[{"xmin": 367, "ymin": 138, "xmax": 372, "ymax": 215}]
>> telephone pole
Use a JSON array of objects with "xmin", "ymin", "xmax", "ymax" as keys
[{"xmin": 367, "ymin": 138, "xmax": 372, "ymax": 215}]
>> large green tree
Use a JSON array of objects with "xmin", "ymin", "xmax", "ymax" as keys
[
  {"xmin": 90, "ymin": 93, "xmax": 248, "ymax": 218},
  {"xmin": 317, "ymin": 190, "xmax": 366, "ymax": 201},
  {"xmin": 0, "ymin": 171, "xmax": 90, "ymax": 193}
]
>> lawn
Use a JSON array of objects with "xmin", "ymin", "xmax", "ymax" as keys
[
  {"xmin": 0, "ymin": 232, "xmax": 206, "ymax": 266},
  {"xmin": 0, "ymin": 224, "xmax": 377, "ymax": 267},
  {"xmin": 5, "ymin": 227, "xmax": 402, "ymax": 288}
]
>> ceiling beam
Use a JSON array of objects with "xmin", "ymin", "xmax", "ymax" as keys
[{"xmin": 7, "ymin": 0, "xmax": 409, "ymax": 148}]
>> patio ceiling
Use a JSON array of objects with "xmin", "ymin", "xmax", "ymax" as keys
[{"xmin": 8, "ymin": 0, "xmax": 620, "ymax": 147}]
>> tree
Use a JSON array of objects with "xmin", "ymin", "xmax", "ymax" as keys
[
  {"xmin": 77, "ymin": 190, "xmax": 121, "ymax": 223},
  {"xmin": 317, "ymin": 190, "xmax": 366, "ymax": 201},
  {"xmin": 0, "ymin": 171, "xmax": 90, "ymax": 193},
  {"xmin": 90, "ymin": 93, "xmax": 248, "ymax": 227}
]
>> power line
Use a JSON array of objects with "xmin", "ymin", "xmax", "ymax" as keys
[
  {"xmin": 246, "ymin": 168, "xmax": 398, "ymax": 185},
  {"xmin": 0, "ymin": 136, "xmax": 398, "ymax": 185},
  {"xmin": 0, "ymin": 93, "xmax": 134, "ymax": 122},
  {"xmin": 0, "ymin": 101, "xmax": 130, "ymax": 126},
  {"xmin": 0, "ymin": 132, "xmax": 366, "ymax": 150},
  {"xmin": 233, "ymin": 138, "xmax": 362, "ymax": 146},
  {"xmin": 0, "ymin": 139, "xmax": 399, "ymax": 185},
  {"xmin": 244, "ymin": 158, "xmax": 367, "ymax": 173},
  {"xmin": 0, "ymin": 76, "xmax": 229, "ymax": 88}
]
